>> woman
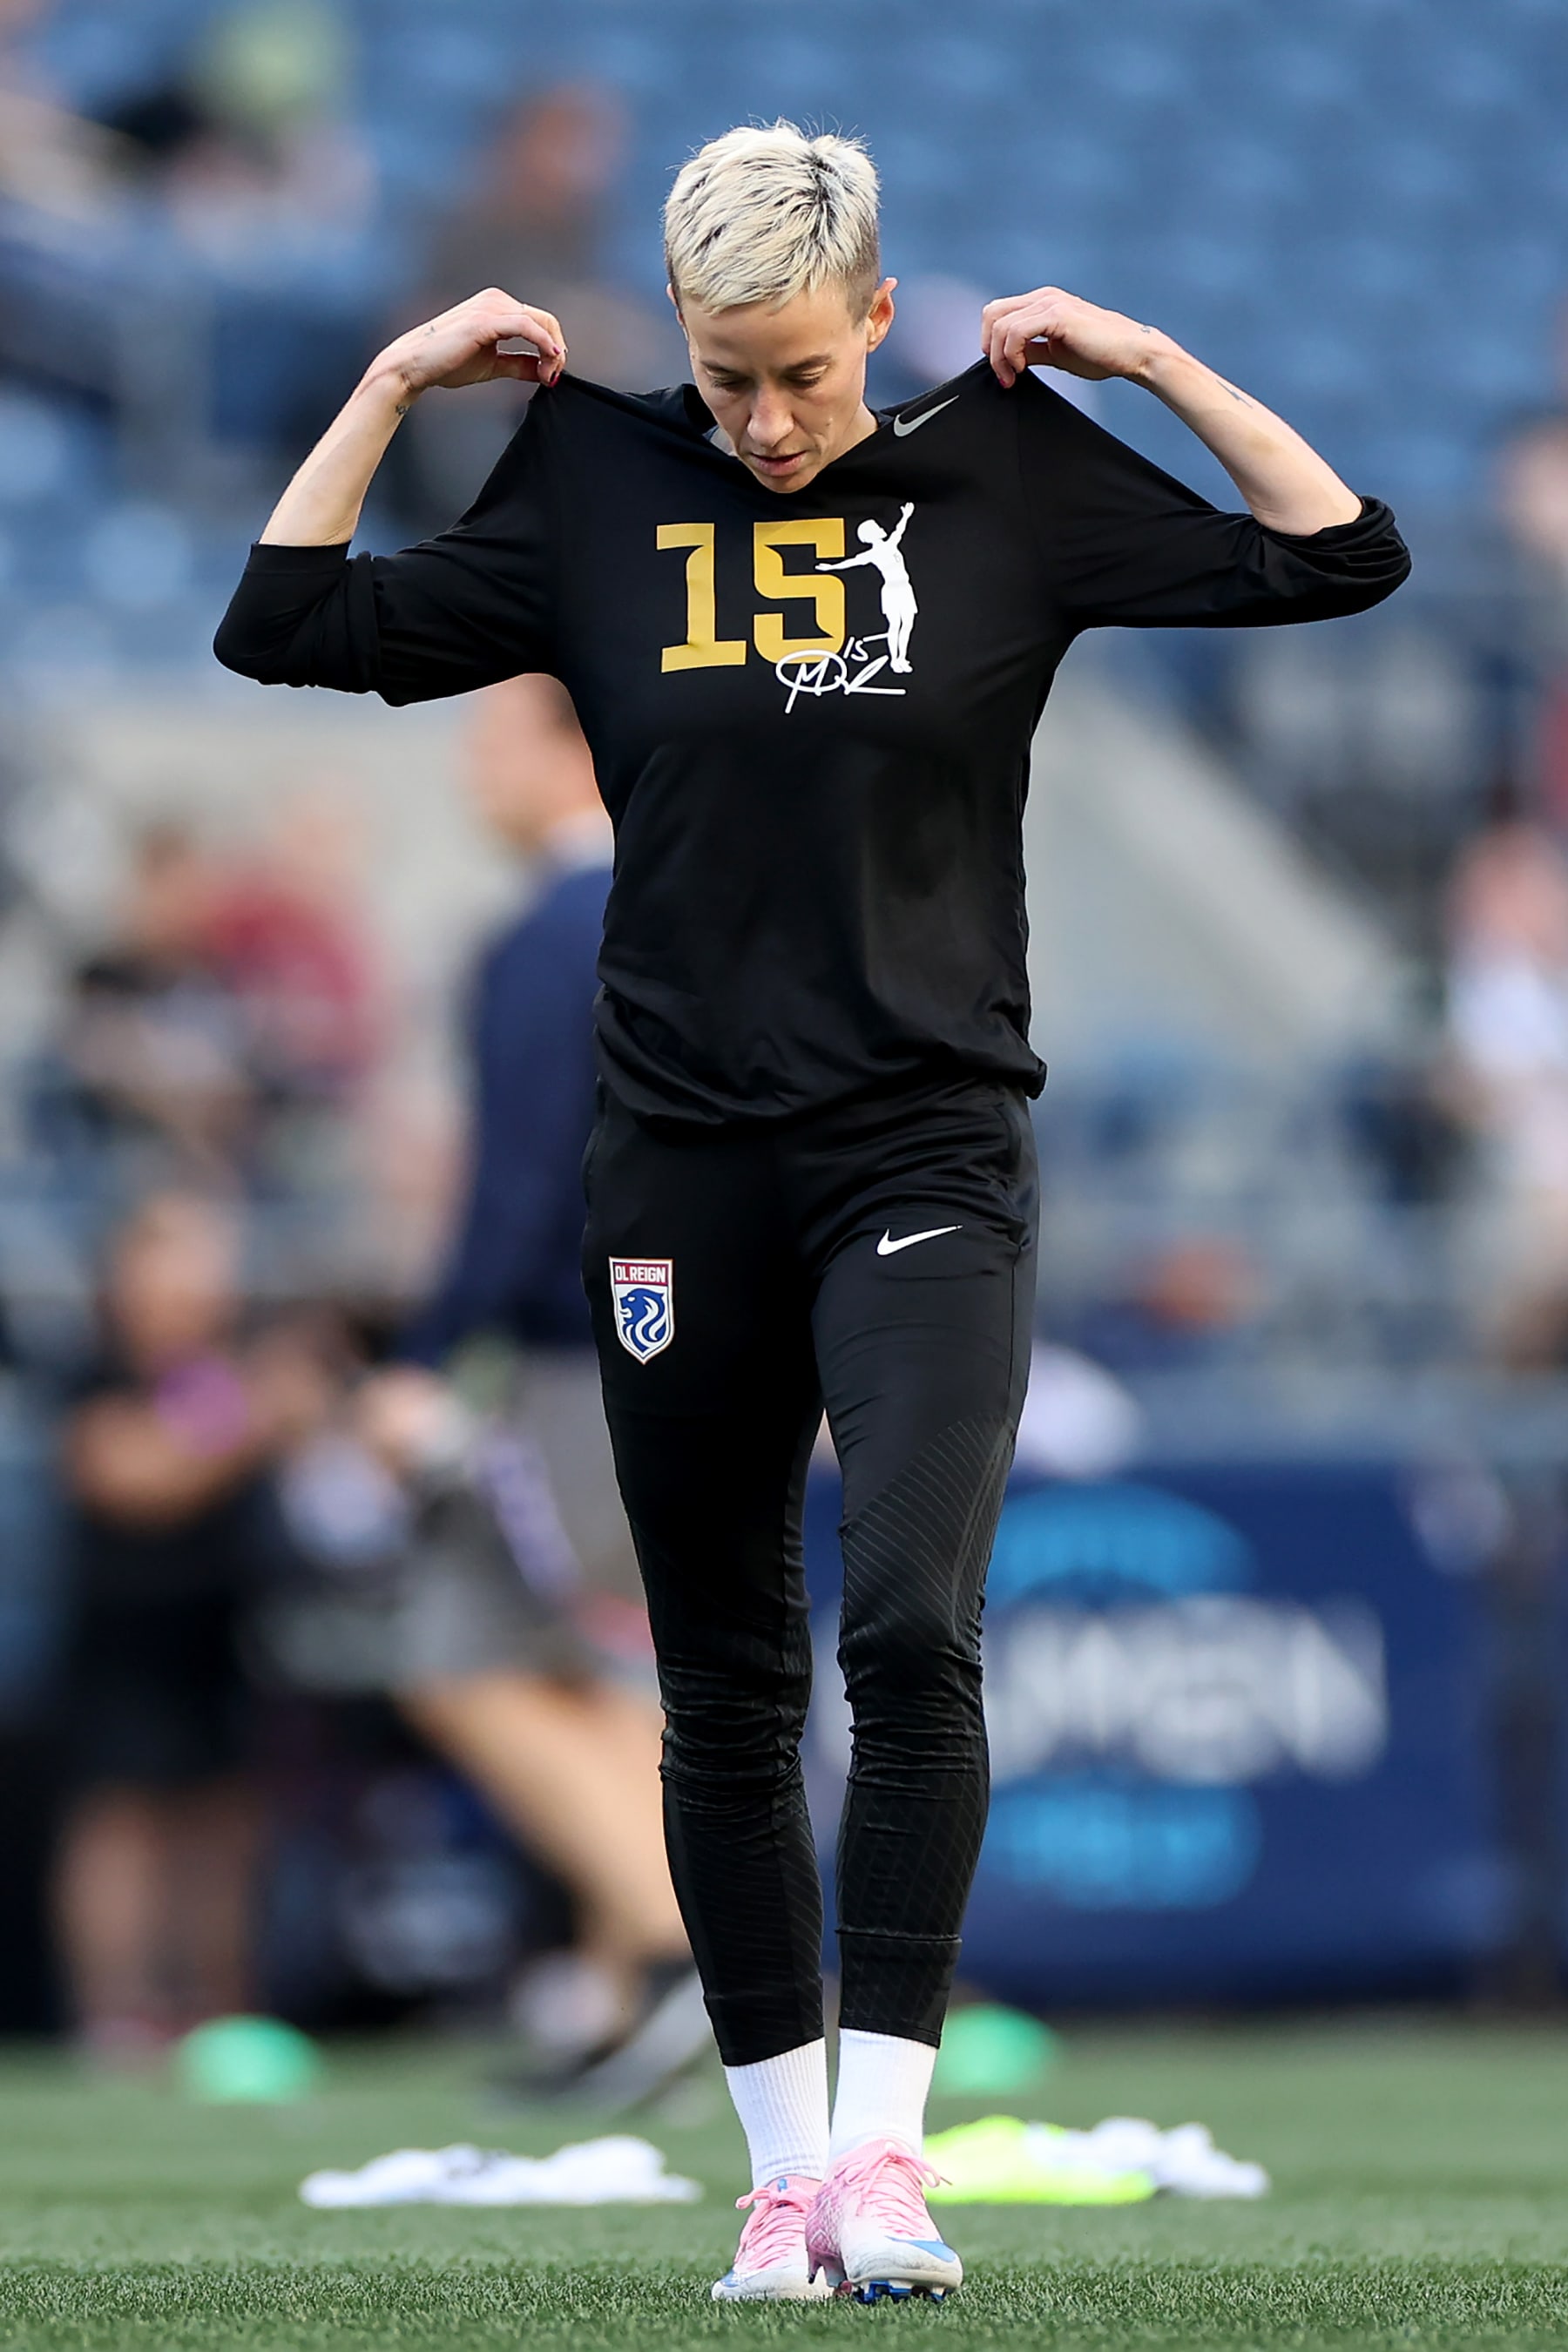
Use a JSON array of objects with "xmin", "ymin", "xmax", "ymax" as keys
[{"xmin": 215, "ymin": 122, "xmax": 1408, "ymax": 2299}]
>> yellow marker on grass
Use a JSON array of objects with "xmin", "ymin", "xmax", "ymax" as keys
[{"xmin": 924, "ymin": 2116, "xmax": 1156, "ymax": 2206}]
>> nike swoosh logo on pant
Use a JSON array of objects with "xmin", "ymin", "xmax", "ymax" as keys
[{"xmin": 876, "ymin": 1225, "xmax": 961, "ymax": 1255}]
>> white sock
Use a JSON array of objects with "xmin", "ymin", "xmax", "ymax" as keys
[
  {"xmin": 724, "ymin": 2039, "xmax": 830, "ymax": 2186},
  {"xmin": 828, "ymin": 2029, "xmax": 937, "ymax": 2162}
]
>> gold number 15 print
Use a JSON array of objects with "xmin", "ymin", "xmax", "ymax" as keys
[{"xmin": 657, "ymin": 521, "xmax": 847, "ymax": 670}]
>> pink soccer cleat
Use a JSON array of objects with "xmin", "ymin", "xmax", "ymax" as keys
[
  {"xmin": 807, "ymin": 2137, "xmax": 963, "ymax": 2301},
  {"xmin": 711, "ymin": 2173, "xmax": 831, "ymax": 2301}
]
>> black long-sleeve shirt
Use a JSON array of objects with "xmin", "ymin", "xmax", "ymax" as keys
[{"xmin": 216, "ymin": 363, "xmax": 1409, "ymax": 1126}]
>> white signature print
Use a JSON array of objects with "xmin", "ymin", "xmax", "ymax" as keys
[{"xmin": 775, "ymin": 634, "xmax": 907, "ymax": 713}]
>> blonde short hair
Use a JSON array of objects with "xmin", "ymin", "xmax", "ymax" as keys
[{"xmin": 665, "ymin": 122, "xmax": 881, "ymax": 316}]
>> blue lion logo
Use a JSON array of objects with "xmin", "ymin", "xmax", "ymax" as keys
[{"xmin": 618, "ymin": 1285, "xmax": 670, "ymax": 1360}]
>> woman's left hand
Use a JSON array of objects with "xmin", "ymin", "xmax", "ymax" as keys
[{"xmin": 981, "ymin": 287, "xmax": 1172, "ymax": 388}]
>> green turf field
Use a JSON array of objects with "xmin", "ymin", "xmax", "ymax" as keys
[{"xmin": 2, "ymin": 2020, "xmax": 1567, "ymax": 2349}]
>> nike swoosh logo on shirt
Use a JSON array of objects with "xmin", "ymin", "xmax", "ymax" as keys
[
  {"xmin": 891, "ymin": 395, "xmax": 959, "ymax": 437},
  {"xmin": 876, "ymin": 1225, "xmax": 962, "ymax": 1255}
]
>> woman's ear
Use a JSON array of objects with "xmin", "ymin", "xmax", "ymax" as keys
[{"xmin": 865, "ymin": 277, "xmax": 897, "ymax": 353}]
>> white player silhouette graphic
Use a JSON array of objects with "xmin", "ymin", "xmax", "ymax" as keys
[{"xmin": 817, "ymin": 503, "xmax": 916, "ymax": 673}]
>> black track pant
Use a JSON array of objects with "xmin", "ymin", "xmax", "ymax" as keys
[{"xmin": 583, "ymin": 1077, "xmax": 1037, "ymax": 2068}]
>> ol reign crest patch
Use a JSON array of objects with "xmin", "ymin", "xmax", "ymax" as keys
[{"xmin": 611, "ymin": 1257, "xmax": 673, "ymax": 1363}]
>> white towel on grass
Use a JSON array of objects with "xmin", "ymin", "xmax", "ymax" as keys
[
  {"xmin": 301, "ymin": 2134, "xmax": 702, "ymax": 2207},
  {"xmin": 1062, "ymin": 2117, "xmax": 1269, "ymax": 2199}
]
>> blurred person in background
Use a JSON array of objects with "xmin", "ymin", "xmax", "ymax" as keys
[
  {"xmin": 200, "ymin": 785, "xmax": 382, "ymax": 1135},
  {"xmin": 0, "ymin": 0, "xmax": 125, "ymax": 219},
  {"xmin": 392, "ymin": 84, "xmax": 681, "ymax": 529},
  {"xmin": 1497, "ymin": 297, "xmax": 1568, "ymax": 605},
  {"xmin": 160, "ymin": 0, "xmax": 370, "ymax": 261},
  {"xmin": 91, "ymin": 0, "xmax": 368, "ymax": 274},
  {"xmin": 0, "ymin": 0, "xmax": 375, "ymax": 470},
  {"xmin": 53, "ymin": 1191, "xmax": 328, "ymax": 2058},
  {"xmin": 1445, "ymin": 786, "xmax": 1568, "ymax": 1364},
  {"xmin": 43, "ymin": 808, "xmax": 380, "ymax": 1193},
  {"xmin": 47, "ymin": 823, "xmax": 253, "ymax": 1184},
  {"xmin": 152, "ymin": 0, "xmax": 378, "ymax": 458},
  {"xmin": 1497, "ymin": 300, "xmax": 1568, "ymax": 829},
  {"xmin": 361, "ymin": 673, "xmax": 695, "ymax": 2103}
]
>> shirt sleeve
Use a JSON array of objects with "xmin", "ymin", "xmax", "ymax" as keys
[
  {"xmin": 1015, "ymin": 375, "xmax": 1410, "ymax": 631},
  {"xmin": 398, "ymin": 893, "xmax": 598, "ymax": 1365},
  {"xmin": 213, "ymin": 395, "xmax": 558, "ymax": 704}
]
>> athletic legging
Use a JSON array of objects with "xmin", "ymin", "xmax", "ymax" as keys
[{"xmin": 583, "ymin": 1077, "xmax": 1037, "ymax": 2065}]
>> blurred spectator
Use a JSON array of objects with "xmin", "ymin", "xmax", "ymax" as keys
[
  {"xmin": 400, "ymin": 679, "xmax": 612, "ymax": 1385},
  {"xmin": 1446, "ymin": 796, "xmax": 1568, "ymax": 1362},
  {"xmin": 0, "ymin": 12, "xmax": 160, "ymax": 445},
  {"xmin": 1497, "ymin": 301, "xmax": 1568, "ymax": 594},
  {"xmin": 1497, "ymin": 303, "xmax": 1568, "ymax": 826},
  {"xmin": 204, "ymin": 789, "xmax": 382, "ymax": 1117},
  {"xmin": 43, "ymin": 810, "xmax": 381, "ymax": 1192},
  {"xmin": 51, "ymin": 1191, "xmax": 328, "ymax": 2056},
  {"xmin": 0, "ymin": 1, "xmax": 376, "ymax": 468},
  {"xmin": 48, "ymin": 824, "xmax": 252, "ymax": 1184},
  {"xmin": 156, "ymin": 0, "xmax": 373, "ymax": 280},
  {"xmin": 0, "ymin": 0, "xmax": 50, "ymax": 64},
  {"xmin": 421, "ymin": 84, "xmax": 622, "ymax": 299},
  {"xmin": 1498, "ymin": 436, "xmax": 1568, "ymax": 591},
  {"xmin": 359, "ymin": 676, "xmax": 696, "ymax": 2099},
  {"xmin": 393, "ymin": 84, "xmax": 682, "ymax": 527},
  {"xmin": 0, "ymin": 7, "xmax": 127, "ymax": 222}
]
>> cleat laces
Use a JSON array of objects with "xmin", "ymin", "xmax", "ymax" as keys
[
  {"xmin": 835, "ymin": 2139, "xmax": 947, "ymax": 2238},
  {"xmin": 732, "ymin": 2176, "xmax": 817, "ymax": 2274}
]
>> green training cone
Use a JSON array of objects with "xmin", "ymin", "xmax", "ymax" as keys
[
  {"xmin": 934, "ymin": 2004, "xmax": 1058, "ymax": 2098},
  {"xmin": 175, "ymin": 2016, "xmax": 322, "ymax": 2104}
]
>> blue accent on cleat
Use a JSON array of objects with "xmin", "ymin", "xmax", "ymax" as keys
[
  {"xmin": 850, "ymin": 2280, "xmax": 948, "ymax": 2304},
  {"xmin": 906, "ymin": 2239, "xmax": 957, "ymax": 2259}
]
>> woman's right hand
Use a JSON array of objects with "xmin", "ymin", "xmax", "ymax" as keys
[{"xmin": 368, "ymin": 287, "xmax": 567, "ymax": 405}]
